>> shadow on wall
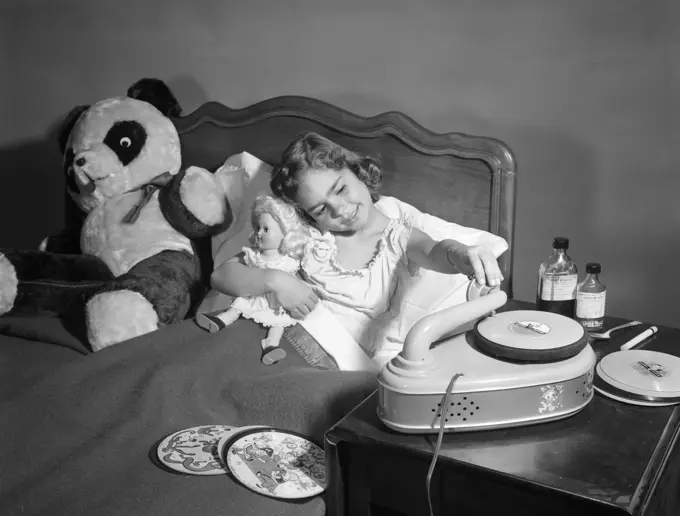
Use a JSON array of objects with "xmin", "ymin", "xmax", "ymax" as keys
[
  {"xmin": 409, "ymin": 106, "xmax": 599, "ymax": 302},
  {"xmin": 494, "ymin": 121, "xmax": 598, "ymax": 298},
  {"xmin": 325, "ymin": 92, "xmax": 404, "ymax": 118},
  {"xmin": 407, "ymin": 107, "xmax": 676, "ymax": 327},
  {"xmin": 166, "ymin": 74, "xmax": 210, "ymax": 114},
  {"xmin": 0, "ymin": 114, "xmax": 70, "ymax": 249}
]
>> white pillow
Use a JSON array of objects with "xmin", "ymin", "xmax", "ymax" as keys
[
  {"xmin": 212, "ymin": 152, "xmax": 275, "ymax": 267},
  {"xmin": 197, "ymin": 152, "xmax": 274, "ymax": 315}
]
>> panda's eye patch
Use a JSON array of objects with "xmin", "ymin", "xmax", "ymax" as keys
[
  {"xmin": 103, "ymin": 120, "xmax": 147, "ymax": 166},
  {"xmin": 63, "ymin": 148, "xmax": 78, "ymax": 192},
  {"xmin": 63, "ymin": 148, "xmax": 75, "ymax": 175}
]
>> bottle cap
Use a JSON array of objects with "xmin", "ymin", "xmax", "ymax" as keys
[
  {"xmin": 586, "ymin": 262, "xmax": 601, "ymax": 274},
  {"xmin": 552, "ymin": 237, "xmax": 569, "ymax": 249}
]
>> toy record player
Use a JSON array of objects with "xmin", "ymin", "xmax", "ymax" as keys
[{"xmin": 378, "ymin": 291, "xmax": 596, "ymax": 434}]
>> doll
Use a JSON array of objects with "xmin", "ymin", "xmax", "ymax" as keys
[{"xmin": 196, "ymin": 195, "xmax": 309, "ymax": 365}]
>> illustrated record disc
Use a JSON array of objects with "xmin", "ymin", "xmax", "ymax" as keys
[
  {"xmin": 157, "ymin": 425, "xmax": 237, "ymax": 475},
  {"xmin": 222, "ymin": 428, "xmax": 327, "ymax": 499},
  {"xmin": 157, "ymin": 424, "xmax": 272, "ymax": 475}
]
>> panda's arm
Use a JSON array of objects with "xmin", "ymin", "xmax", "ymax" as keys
[{"xmin": 158, "ymin": 166, "xmax": 233, "ymax": 240}]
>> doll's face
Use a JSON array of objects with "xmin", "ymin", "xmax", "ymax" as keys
[{"xmin": 253, "ymin": 213, "xmax": 283, "ymax": 251}]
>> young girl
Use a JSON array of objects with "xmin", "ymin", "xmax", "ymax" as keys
[
  {"xmin": 196, "ymin": 195, "xmax": 309, "ymax": 365},
  {"xmin": 211, "ymin": 133, "xmax": 505, "ymax": 365}
]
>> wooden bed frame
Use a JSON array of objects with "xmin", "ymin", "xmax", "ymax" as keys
[{"xmin": 173, "ymin": 95, "xmax": 518, "ymax": 296}]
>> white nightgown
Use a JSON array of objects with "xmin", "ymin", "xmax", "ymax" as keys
[{"xmin": 300, "ymin": 219, "xmax": 418, "ymax": 362}]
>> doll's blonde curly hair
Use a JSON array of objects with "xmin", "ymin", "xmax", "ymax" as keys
[{"xmin": 249, "ymin": 195, "xmax": 310, "ymax": 260}]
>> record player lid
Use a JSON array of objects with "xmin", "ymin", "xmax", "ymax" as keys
[{"xmin": 597, "ymin": 350, "xmax": 680, "ymax": 399}]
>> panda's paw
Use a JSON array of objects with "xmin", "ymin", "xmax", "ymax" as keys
[
  {"xmin": 0, "ymin": 253, "xmax": 17, "ymax": 316},
  {"xmin": 180, "ymin": 166, "xmax": 227, "ymax": 226},
  {"xmin": 86, "ymin": 290, "xmax": 159, "ymax": 352}
]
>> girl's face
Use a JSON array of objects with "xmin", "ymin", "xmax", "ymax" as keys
[
  {"xmin": 253, "ymin": 212, "xmax": 283, "ymax": 251},
  {"xmin": 294, "ymin": 167, "xmax": 372, "ymax": 233}
]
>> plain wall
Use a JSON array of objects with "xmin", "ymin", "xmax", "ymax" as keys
[{"xmin": 1, "ymin": 0, "xmax": 678, "ymax": 327}]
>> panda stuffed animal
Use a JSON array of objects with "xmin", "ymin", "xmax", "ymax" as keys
[{"xmin": 0, "ymin": 89, "xmax": 233, "ymax": 351}]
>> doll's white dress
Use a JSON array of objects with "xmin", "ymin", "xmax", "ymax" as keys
[{"xmin": 230, "ymin": 247, "xmax": 300, "ymax": 327}]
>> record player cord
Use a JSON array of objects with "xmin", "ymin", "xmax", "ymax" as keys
[{"xmin": 426, "ymin": 372, "xmax": 464, "ymax": 516}]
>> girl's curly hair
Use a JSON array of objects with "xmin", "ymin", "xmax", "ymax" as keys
[
  {"xmin": 249, "ymin": 195, "xmax": 310, "ymax": 260},
  {"xmin": 270, "ymin": 132, "xmax": 382, "ymax": 220}
]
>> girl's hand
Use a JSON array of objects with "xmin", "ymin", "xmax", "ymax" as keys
[
  {"xmin": 446, "ymin": 241, "xmax": 503, "ymax": 287},
  {"xmin": 266, "ymin": 271, "xmax": 319, "ymax": 320}
]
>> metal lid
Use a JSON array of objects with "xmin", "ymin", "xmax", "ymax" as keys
[
  {"xmin": 553, "ymin": 237, "xmax": 569, "ymax": 249},
  {"xmin": 586, "ymin": 262, "xmax": 601, "ymax": 274}
]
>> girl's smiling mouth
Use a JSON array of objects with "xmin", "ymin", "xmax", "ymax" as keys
[{"xmin": 342, "ymin": 206, "xmax": 359, "ymax": 225}]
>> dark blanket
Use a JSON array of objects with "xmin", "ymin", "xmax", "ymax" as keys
[{"xmin": 0, "ymin": 315, "xmax": 377, "ymax": 516}]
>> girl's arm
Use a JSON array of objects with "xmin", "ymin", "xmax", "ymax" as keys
[
  {"xmin": 406, "ymin": 228, "xmax": 503, "ymax": 287},
  {"xmin": 211, "ymin": 253, "xmax": 319, "ymax": 318},
  {"xmin": 210, "ymin": 254, "xmax": 274, "ymax": 297}
]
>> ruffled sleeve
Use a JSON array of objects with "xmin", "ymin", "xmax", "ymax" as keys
[
  {"xmin": 383, "ymin": 221, "xmax": 419, "ymax": 277},
  {"xmin": 384, "ymin": 220, "xmax": 412, "ymax": 256},
  {"xmin": 301, "ymin": 231, "xmax": 336, "ymax": 276},
  {"xmin": 241, "ymin": 246, "xmax": 262, "ymax": 267},
  {"xmin": 276, "ymin": 254, "xmax": 302, "ymax": 275},
  {"xmin": 375, "ymin": 195, "xmax": 509, "ymax": 258}
]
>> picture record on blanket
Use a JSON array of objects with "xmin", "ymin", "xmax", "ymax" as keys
[{"xmin": 222, "ymin": 427, "xmax": 327, "ymax": 500}]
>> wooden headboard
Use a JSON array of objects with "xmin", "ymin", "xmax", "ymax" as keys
[{"xmin": 173, "ymin": 96, "xmax": 517, "ymax": 296}]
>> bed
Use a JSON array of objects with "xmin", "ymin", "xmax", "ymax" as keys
[{"xmin": 0, "ymin": 95, "xmax": 517, "ymax": 516}]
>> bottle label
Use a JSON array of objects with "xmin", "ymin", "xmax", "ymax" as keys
[
  {"xmin": 576, "ymin": 291, "xmax": 606, "ymax": 319},
  {"xmin": 540, "ymin": 273, "xmax": 578, "ymax": 301}
]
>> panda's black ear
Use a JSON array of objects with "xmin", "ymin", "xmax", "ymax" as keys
[
  {"xmin": 127, "ymin": 78, "xmax": 182, "ymax": 118},
  {"xmin": 58, "ymin": 104, "xmax": 90, "ymax": 155}
]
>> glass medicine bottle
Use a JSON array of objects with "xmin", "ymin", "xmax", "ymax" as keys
[
  {"xmin": 575, "ymin": 262, "xmax": 606, "ymax": 331},
  {"xmin": 536, "ymin": 237, "xmax": 578, "ymax": 317}
]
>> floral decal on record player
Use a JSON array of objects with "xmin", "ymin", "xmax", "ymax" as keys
[
  {"xmin": 584, "ymin": 370, "xmax": 594, "ymax": 397},
  {"xmin": 538, "ymin": 384, "xmax": 564, "ymax": 413}
]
